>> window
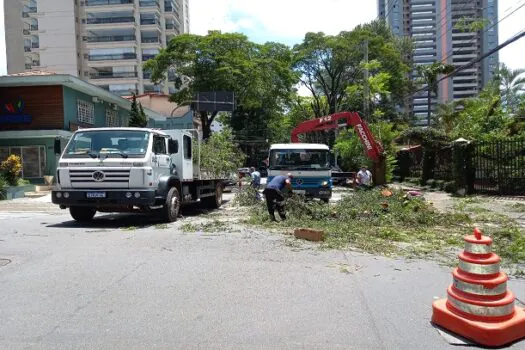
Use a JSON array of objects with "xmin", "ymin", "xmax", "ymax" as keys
[
  {"xmin": 153, "ymin": 135, "xmax": 167, "ymax": 154},
  {"xmin": 183, "ymin": 135, "xmax": 192, "ymax": 159},
  {"xmin": 0, "ymin": 146, "xmax": 46, "ymax": 178},
  {"xmin": 106, "ymin": 108, "xmax": 119, "ymax": 127},
  {"xmin": 77, "ymin": 99, "xmax": 94, "ymax": 124},
  {"xmin": 64, "ymin": 130, "xmax": 150, "ymax": 158}
]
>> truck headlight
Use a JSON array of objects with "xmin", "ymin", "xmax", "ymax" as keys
[{"xmin": 322, "ymin": 181, "xmax": 329, "ymax": 186}]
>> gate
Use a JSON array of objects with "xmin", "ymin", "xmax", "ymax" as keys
[{"xmin": 472, "ymin": 139, "xmax": 525, "ymax": 195}]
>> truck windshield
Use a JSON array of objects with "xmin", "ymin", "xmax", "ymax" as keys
[
  {"xmin": 63, "ymin": 130, "xmax": 150, "ymax": 158},
  {"xmin": 269, "ymin": 149, "xmax": 330, "ymax": 170}
]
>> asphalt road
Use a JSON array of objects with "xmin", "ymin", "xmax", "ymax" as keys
[{"xmin": 1, "ymin": 197, "xmax": 525, "ymax": 350}]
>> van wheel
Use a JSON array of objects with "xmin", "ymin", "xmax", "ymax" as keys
[
  {"xmin": 70, "ymin": 206, "xmax": 96, "ymax": 222},
  {"xmin": 160, "ymin": 187, "xmax": 180, "ymax": 223},
  {"xmin": 202, "ymin": 182, "xmax": 223, "ymax": 209},
  {"xmin": 322, "ymin": 198, "xmax": 329, "ymax": 204}
]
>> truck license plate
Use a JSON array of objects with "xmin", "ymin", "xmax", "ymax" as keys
[
  {"xmin": 295, "ymin": 190, "xmax": 306, "ymax": 195},
  {"xmin": 86, "ymin": 191, "xmax": 106, "ymax": 199}
]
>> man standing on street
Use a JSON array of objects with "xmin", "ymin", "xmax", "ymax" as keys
[
  {"xmin": 250, "ymin": 167, "xmax": 261, "ymax": 200},
  {"xmin": 262, "ymin": 173, "xmax": 293, "ymax": 221},
  {"xmin": 356, "ymin": 165, "xmax": 373, "ymax": 189}
]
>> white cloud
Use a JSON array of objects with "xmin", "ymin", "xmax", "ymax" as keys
[
  {"xmin": 190, "ymin": 0, "xmax": 377, "ymax": 43},
  {"xmin": 0, "ymin": 0, "xmax": 523, "ymax": 76}
]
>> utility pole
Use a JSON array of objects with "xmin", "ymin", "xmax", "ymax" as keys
[{"xmin": 363, "ymin": 39, "xmax": 369, "ymax": 122}]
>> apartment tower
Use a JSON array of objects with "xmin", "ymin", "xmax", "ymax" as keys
[
  {"xmin": 378, "ymin": 0, "xmax": 499, "ymax": 125},
  {"xmin": 4, "ymin": 0, "xmax": 189, "ymax": 96}
]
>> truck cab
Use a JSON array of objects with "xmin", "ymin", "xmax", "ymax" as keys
[
  {"xmin": 267, "ymin": 143, "xmax": 332, "ymax": 202},
  {"xmin": 52, "ymin": 127, "xmax": 223, "ymax": 223}
]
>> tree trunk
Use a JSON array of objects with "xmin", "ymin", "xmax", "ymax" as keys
[
  {"xmin": 427, "ymin": 89, "xmax": 432, "ymax": 127},
  {"xmin": 200, "ymin": 111, "xmax": 211, "ymax": 140}
]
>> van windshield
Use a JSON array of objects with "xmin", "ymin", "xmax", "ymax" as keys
[
  {"xmin": 269, "ymin": 149, "xmax": 330, "ymax": 170},
  {"xmin": 63, "ymin": 130, "xmax": 150, "ymax": 159}
]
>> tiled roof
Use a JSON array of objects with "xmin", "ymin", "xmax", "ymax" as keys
[{"xmin": 7, "ymin": 70, "xmax": 57, "ymax": 77}]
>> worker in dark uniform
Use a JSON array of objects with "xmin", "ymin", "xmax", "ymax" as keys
[{"xmin": 263, "ymin": 173, "xmax": 293, "ymax": 221}]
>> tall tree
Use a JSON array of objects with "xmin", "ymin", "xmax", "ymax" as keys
[
  {"xmin": 416, "ymin": 62, "xmax": 455, "ymax": 126},
  {"xmin": 144, "ymin": 31, "xmax": 297, "ymax": 139},
  {"xmin": 292, "ymin": 20, "xmax": 412, "ymax": 120},
  {"xmin": 128, "ymin": 93, "xmax": 148, "ymax": 127},
  {"xmin": 494, "ymin": 63, "xmax": 525, "ymax": 114}
]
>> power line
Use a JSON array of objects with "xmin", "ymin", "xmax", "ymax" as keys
[
  {"xmin": 409, "ymin": 27, "xmax": 525, "ymax": 98},
  {"xmin": 440, "ymin": 0, "xmax": 525, "ymax": 65}
]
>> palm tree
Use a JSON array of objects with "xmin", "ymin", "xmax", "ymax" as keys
[
  {"xmin": 494, "ymin": 63, "xmax": 525, "ymax": 114},
  {"xmin": 433, "ymin": 101, "xmax": 462, "ymax": 136},
  {"xmin": 416, "ymin": 62, "xmax": 455, "ymax": 126}
]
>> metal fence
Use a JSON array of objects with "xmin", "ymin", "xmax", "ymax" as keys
[{"xmin": 472, "ymin": 139, "xmax": 525, "ymax": 195}]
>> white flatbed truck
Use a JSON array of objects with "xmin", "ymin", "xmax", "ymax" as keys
[{"xmin": 51, "ymin": 127, "xmax": 224, "ymax": 223}]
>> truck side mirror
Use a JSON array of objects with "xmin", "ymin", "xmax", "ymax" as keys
[
  {"xmin": 168, "ymin": 139, "xmax": 179, "ymax": 154},
  {"xmin": 54, "ymin": 138, "xmax": 61, "ymax": 155}
]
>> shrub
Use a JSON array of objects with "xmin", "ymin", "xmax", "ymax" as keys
[
  {"xmin": 426, "ymin": 179, "xmax": 436, "ymax": 188},
  {"xmin": 444, "ymin": 181, "xmax": 457, "ymax": 193},
  {"xmin": 0, "ymin": 176, "xmax": 7, "ymax": 200},
  {"xmin": 0, "ymin": 155, "xmax": 22, "ymax": 186}
]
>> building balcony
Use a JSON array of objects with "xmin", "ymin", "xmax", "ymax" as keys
[
  {"xmin": 84, "ymin": 16, "xmax": 136, "ymax": 29},
  {"xmin": 85, "ymin": 0, "xmax": 135, "ymax": 12},
  {"xmin": 144, "ymin": 85, "xmax": 163, "ymax": 93},
  {"xmin": 90, "ymin": 71, "xmax": 138, "ymax": 79},
  {"xmin": 140, "ymin": 18, "xmax": 161, "ymax": 27},
  {"xmin": 141, "ymin": 54, "xmax": 156, "ymax": 61},
  {"xmin": 141, "ymin": 37, "xmax": 161, "ymax": 43},
  {"xmin": 139, "ymin": 0, "xmax": 161, "ymax": 12},
  {"xmin": 86, "ymin": 16, "xmax": 135, "ymax": 24},
  {"xmin": 84, "ymin": 35, "xmax": 137, "ymax": 48},
  {"xmin": 88, "ymin": 53, "xmax": 137, "ymax": 61},
  {"xmin": 24, "ymin": 47, "xmax": 32, "ymax": 52},
  {"xmin": 23, "ymin": 29, "xmax": 31, "ymax": 35},
  {"xmin": 86, "ymin": 0, "xmax": 134, "ymax": 5}
]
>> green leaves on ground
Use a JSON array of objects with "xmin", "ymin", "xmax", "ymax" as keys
[{"xmin": 243, "ymin": 189, "xmax": 525, "ymax": 266}]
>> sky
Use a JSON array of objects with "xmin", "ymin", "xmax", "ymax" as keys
[{"xmin": 1, "ymin": 0, "xmax": 524, "ymax": 75}]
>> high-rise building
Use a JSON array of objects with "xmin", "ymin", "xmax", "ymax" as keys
[
  {"xmin": 378, "ymin": 0, "xmax": 499, "ymax": 125},
  {"xmin": 3, "ymin": 0, "xmax": 190, "ymax": 96}
]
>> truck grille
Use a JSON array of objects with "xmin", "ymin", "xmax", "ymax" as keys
[
  {"xmin": 69, "ymin": 168, "xmax": 131, "ymax": 188},
  {"xmin": 293, "ymin": 178, "xmax": 323, "ymax": 186}
]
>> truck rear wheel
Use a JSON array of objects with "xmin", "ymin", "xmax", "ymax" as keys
[
  {"xmin": 160, "ymin": 187, "xmax": 180, "ymax": 223},
  {"xmin": 202, "ymin": 182, "xmax": 223, "ymax": 209},
  {"xmin": 70, "ymin": 206, "xmax": 96, "ymax": 222}
]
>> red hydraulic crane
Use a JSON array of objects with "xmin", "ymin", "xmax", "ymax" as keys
[{"xmin": 290, "ymin": 111, "xmax": 386, "ymax": 185}]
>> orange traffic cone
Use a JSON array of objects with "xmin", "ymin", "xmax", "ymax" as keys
[{"xmin": 432, "ymin": 228, "xmax": 525, "ymax": 347}]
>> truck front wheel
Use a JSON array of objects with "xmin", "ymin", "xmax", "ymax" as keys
[
  {"xmin": 69, "ymin": 206, "xmax": 96, "ymax": 222},
  {"xmin": 160, "ymin": 187, "xmax": 180, "ymax": 223}
]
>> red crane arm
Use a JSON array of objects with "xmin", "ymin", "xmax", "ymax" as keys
[{"xmin": 290, "ymin": 112, "xmax": 384, "ymax": 161}]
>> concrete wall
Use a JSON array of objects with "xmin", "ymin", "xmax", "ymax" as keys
[
  {"xmin": 63, "ymin": 86, "xmax": 131, "ymax": 129},
  {"xmin": 37, "ymin": 0, "xmax": 79, "ymax": 76},
  {"xmin": 4, "ymin": 0, "xmax": 25, "ymax": 74}
]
